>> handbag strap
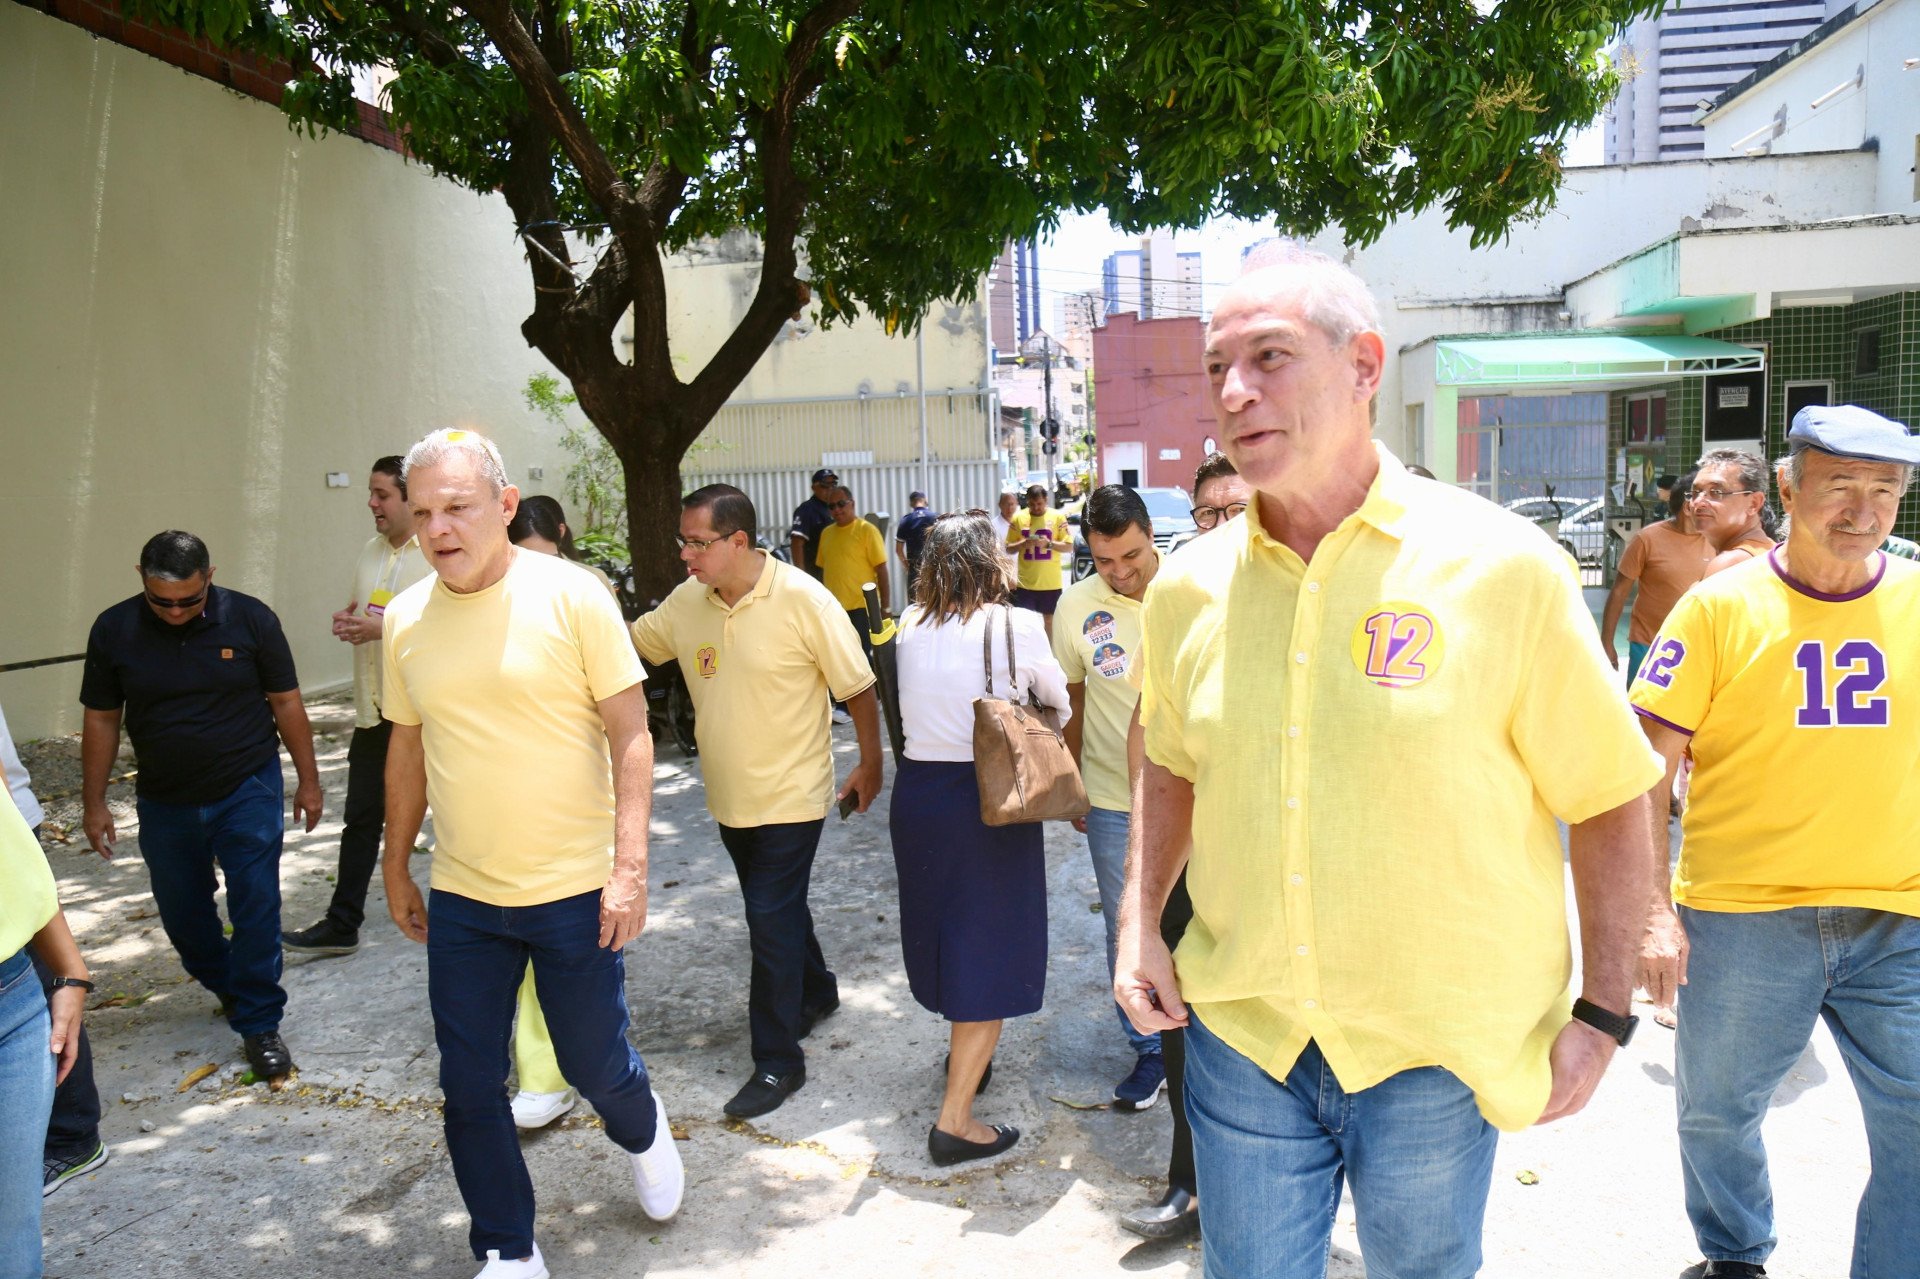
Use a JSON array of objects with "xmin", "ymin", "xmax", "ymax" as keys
[
  {"xmin": 979, "ymin": 604, "xmax": 1023, "ymax": 701},
  {"xmin": 981, "ymin": 606, "xmax": 996, "ymax": 697}
]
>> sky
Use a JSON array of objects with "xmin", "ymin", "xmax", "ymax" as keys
[{"xmin": 1034, "ymin": 124, "xmax": 1604, "ymax": 326}]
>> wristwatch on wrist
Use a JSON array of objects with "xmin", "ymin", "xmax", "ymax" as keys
[
  {"xmin": 1571, "ymin": 997, "xmax": 1638, "ymax": 1047},
  {"xmin": 49, "ymin": 976, "xmax": 96, "ymax": 994}
]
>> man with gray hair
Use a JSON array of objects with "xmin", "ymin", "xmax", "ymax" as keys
[
  {"xmin": 1116, "ymin": 247, "xmax": 1661, "ymax": 1277},
  {"xmin": 1633, "ymin": 405, "xmax": 1920, "ymax": 1279},
  {"xmin": 79, "ymin": 530, "xmax": 322, "ymax": 1083},
  {"xmin": 379, "ymin": 428, "xmax": 683, "ymax": 1278}
]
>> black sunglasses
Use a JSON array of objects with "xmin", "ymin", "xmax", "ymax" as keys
[{"xmin": 146, "ymin": 590, "xmax": 207, "ymax": 611}]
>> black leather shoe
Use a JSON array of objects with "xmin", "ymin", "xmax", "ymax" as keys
[
  {"xmin": 282, "ymin": 917, "xmax": 360, "ymax": 956},
  {"xmin": 942, "ymin": 1053, "xmax": 993, "ymax": 1095},
  {"xmin": 1119, "ymin": 1186, "xmax": 1199, "ymax": 1241},
  {"xmin": 242, "ymin": 1032, "xmax": 295, "ymax": 1079},
  {"xmin": 1703, "ymin": 1264, "xmax": 1767, "ymax": 1278},
  {"xmin": 215, "ymin": 992, "xmax": 237, "ymax": 1021},
  {"xmin": 799, "ymin": 994, "xmax": 840, "ymax": 1039},
  {"xmin": 927, "ymin": 1123, "xmax": 1019, "ymax": 1167},
  {"xmin": 724, "ymin": 1069, "xmax": 805, "ymax": 1118}
]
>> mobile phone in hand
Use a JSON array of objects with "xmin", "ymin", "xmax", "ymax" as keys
[{"xmin": 838, "ymin": 792, "xmax": 857, "ymax": 821}]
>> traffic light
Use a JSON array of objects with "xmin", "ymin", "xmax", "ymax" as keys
[{"xmin": 1043, "ymin": 416, "xmax": 1060, "ymax": 440}]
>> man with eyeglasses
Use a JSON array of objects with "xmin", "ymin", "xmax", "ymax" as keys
[
  {"xmin": 1168, "ymin": 452, "xmax": 1252, "ymax": 554},
  {"xmin": 815, "ymin": 485, "xmax": 890, "ymax": 664},
  {"xmin": 1602, "ymin": 469, "xmax": 1711, "ymax": 682},
  {"xmin": 634, "ymin": 484, "xmax": 884, "ymax": 1120},
  {"xmin": 79, "ymin": 530, "xmax": 322, "ymax": 1082},
  {"xmin": 1688, "ymin": 450, "xmax": 1778, "ymax": 578},
  {"xmin": 789, "ymin": 468, "xmax": 839, "ymax": 580}
]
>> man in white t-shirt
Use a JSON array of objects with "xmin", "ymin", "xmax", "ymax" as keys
[{"xmin": 284, "ymin": 455, "xmax": 430, "ymax": 957}]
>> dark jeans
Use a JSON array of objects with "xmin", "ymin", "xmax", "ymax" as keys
[
  {"xmin": 846, "ymin": 609, "xmax": 874, "ymax": 666},
  {"xmin": 428, "ymin": 888, "xmax": 657, "ymax": 1261},
  {"xmin": 31, "ymin": 952, "xmax": 100, "ymax": 1162},
  {"xmin": 134, "ymin": 756, "xmax": 287, "ymax": 1035},
  {"xmin": 324, "ymin": 721, "xmax": 391, "ymax": 930},
  {"xmin": 717, "ymin": 819, "xmax": 838, "ymax": 1075},
  {"xmin": 1163, "ymin": 870, "xmax": 1196, "ymax": 1194}
]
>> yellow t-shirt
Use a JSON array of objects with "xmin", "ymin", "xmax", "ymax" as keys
[
  {"xmin": 351, "ymin": 533, "xmax": 432, "ymax": 729},
  {"xmin": 1630, "ymin": 549, "xmax": 1920, "ymax": 916},
  {"xmin": 0, "ymin": 788, "xmax": 55, "ymax": 959},
  {"xmin": 816, "ymin": 518, "xmax": 888, "ymax": 612},
  {"xmin": 1007, "ymin": 509, "xmax": 1071, "ymax": 591},
  {"xmin": 631, "ymin": 554, "xmax": 876, "ymax": 827},
  {"xmin": 1051, "ymin": 573, "xmax": 1143, "ymax": 812},
  {"xmin": 1139, "ymin": 446, "xmax": 1663, "ymax": 1131},
  {"xmin": 380, "ymin": 549, "xmax": 645, "ymax": 907}
]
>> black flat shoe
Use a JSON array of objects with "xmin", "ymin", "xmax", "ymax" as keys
[
  {"xmin": 1702, "ymin": 1264, "xmax": 1767, "ymax": 1278},
  {"xmin": 282, "ymin": 917, "xmax": 361, "ymax": 956},
  {"xmin": 242, "ymin": 1031, "xmax": 295, "ymax": 1079},
  {"xmin": 1119, "ymin": 1185, "xmax": 1199, "ymax": 1240},
  {"xmin": 927, "ymin": 1123, "xmax": 1019, "ymax": 1167},
  {"xmin": 942, "ymin": 1053, "xmax": 993, "ymax": 1094},
  {"xmin": 723, "ymin": 1069, "xmax": 806, "ymax": 1118},
  {"xmin": 799, "ymin": 994, "xmax": 840, "ymax": 1039}
]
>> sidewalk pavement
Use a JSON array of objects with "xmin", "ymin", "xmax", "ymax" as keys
[{"xmin": 34, "ymin": 694, "xmax": 1868, "ymax": 1278}]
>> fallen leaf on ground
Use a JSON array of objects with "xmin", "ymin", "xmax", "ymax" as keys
[
  {"xmin": 1049, "ymin": 1095, "xmax": 1110, "ymax": 1111},
  {"xmin": 670, "ymin": 1125, "xmax": 690, "ymax": 1141},
  {"xmin": 1516, "ymin": 1169, "xmax": 1540, "ymax": 1185},
  {"xmin": 125, "ymin": 910, "xmax": 157, "ymax": 921},
  {"xmin": 90, "ymin": 992, "xmax": 151, "ymax": 1010},
  {"xmin": 177, "ymin": 1063, "xmax": 219, "ymax": 1092}
]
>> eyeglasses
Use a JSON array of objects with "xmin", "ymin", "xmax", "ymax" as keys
[
  {"xmin": 1191, "ymin": 502, "xmax": 1249, "ymax": 529},
  {"xmin": 674, "ymin": 533, "xmax": 733, "ymax": 551},
  {"xmin": 829, "ymin": 499, "xmax": 854, "ymax": 510},
  {"xmin": 1687, "ymin": 487, "xmax": 1758, "ymax": 504},
  {"xmin": 145, "ymin": 590, "xmax": 207, "ymax": 611}
]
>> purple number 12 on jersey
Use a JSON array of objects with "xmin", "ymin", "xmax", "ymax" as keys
[
  {"xmin": 1641, "ymin": 638, "xmax": 1685, "ymax": 688},
  {"xmin": 1795, "ymin": 639, "xmax": 1889, "ymax": 727}
]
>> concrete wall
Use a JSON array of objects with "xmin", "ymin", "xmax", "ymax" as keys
[
  {"xmin": 1702, "ymin": 0, "xmax": 1920, "ymax": 213},
  {"xmin": 0, "ymin": 7, "xmax": 569, "ymax": 739}
]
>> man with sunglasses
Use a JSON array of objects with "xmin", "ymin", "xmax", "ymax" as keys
[
  {"xmin": 79, "ymin": 530, "xmax": 322, "ymax": 1082},
  {"xmin": 788, "ymin": 468, "xmax": 839, "ymax": 580},
  {"xmin": 816, "ymin": 486, "xmax": 890, "ymax": 663}
]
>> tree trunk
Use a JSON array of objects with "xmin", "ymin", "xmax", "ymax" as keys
[{"xmin": 619, "ymin": 436, "xmax": 693, "ymax": 608}]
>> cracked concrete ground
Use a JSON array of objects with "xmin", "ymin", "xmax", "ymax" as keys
[{"xmin": 32, "ymin": 694, "xmax": 1870, "ymax": 1278}]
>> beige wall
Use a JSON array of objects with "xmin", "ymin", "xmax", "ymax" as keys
[{"xmin": 0, "ymin": 7, "xmax": 569, "ymax": 739}]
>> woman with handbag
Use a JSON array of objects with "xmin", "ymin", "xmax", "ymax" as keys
[{"xmin": 890, "ymin": 511, "xmax": 1081, "ymax": 1167}]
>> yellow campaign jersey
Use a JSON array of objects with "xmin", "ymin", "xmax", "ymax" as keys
[
  {"xmin": 350, "ymin": 533, "xmax": 432, "ymax": 728},
  {"xmin": 1138, "ymin": 445, "xmax": 1663, "ymax": 1131},
  {"xmin": 1051, "ymin": 573, "xmax": 1143, "ymax": 812},
  {"xmin": 1630, "ymin": 549, "xmax": 1920, "ymax": 916},
  {"xmin": 816, "ymin": 518, "xmax": 888, "ymax": 611},
  {"xmin": 1007, "ymin": 509, "xmax": 1071, "ymax": 591},
  {"xmin": 631, "ymin": 554, "xmax": 876, "ymax": 827}
]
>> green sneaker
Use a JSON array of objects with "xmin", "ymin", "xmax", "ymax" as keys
[{"xmin": 43, "ymin": 1142, "xmax": 109, "ymax": 1197}]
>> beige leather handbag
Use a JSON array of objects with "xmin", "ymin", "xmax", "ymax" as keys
[{"xmin": 972, "ymin": 606, "xmax": 1090, "ymax": 826}]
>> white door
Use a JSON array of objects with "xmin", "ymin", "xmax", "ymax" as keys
[{"xmin": 1103, "ymin": 441, "xmax": 1144, "ymax": 488}]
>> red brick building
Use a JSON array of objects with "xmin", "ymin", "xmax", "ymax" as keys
[{"xmin": 1090, "ymin": 312, "xmax": 1216, "ymax": 493}]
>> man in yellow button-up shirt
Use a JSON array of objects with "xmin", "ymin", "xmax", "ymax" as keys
[{"xmin": 1116, "ymin": 246, "xmax": 1663, "ymax": 1279}]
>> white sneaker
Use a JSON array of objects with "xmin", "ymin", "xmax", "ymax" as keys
[
  {"xmin": 475, "ymin": 1244, "xmax": 549, "ymax": 1278},
  {"xmin": 831, "ymin": 706, "xmax": 853, "ymax": 725},
  {"xmin": 511, "ymin": 1088, "xmax": 578, "ymax": 1130},
  {"xmin": 630, "ymin": 1090, "xmax": 685, "ymax": 1222}
]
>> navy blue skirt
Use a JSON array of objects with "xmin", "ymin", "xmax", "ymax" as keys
[{"xmin": 887, "ymin": 757, "xmax": 1048, "ymax": 1022}]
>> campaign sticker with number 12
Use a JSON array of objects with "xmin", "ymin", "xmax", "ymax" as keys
[{"xmin": 1349, "ymin": 603, "xmax": 1444, "ymax": 690}]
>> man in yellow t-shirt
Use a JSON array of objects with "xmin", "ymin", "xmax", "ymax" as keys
[
  {"xmin": 1116, "ymin": 247, "xmax": 1661, "ymax": 1278},
  {"xmin": 286, "ymin": 455, "xmax": 430, "ymax": 957},
  {"xmin": 380, "ymin": 429, "xmax": 683, "ymax": 1274},
  {"xmin": 1006, "ymin": 484, "xmax": 1071, "ymax": 631},
  {"xmin": 633, "ymin": 484, "xmax": 883, "ymax": 1121},
  {"xmin": 814, "ymin": 485, "xmax": 890, "ymax": 661},
  {"xmin": 1631, "ymin": 405, "xmax": 1920, "ymax": 1279},
  {"xmin": 1052, "ymin": 485, "xmax": 1166, "ymax": 1111}
]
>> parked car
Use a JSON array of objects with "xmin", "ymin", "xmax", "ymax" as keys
[
  {"xmin": 1501, "ymin": 493, "xmax": 1607, "ymax": 564},
  {"xmin": 1072, "ymin": 486, "xmax": 1196, "ymax": 579}
]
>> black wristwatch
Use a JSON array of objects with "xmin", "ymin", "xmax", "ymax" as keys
[
  {"xmin": 1572, "ymin": 997, "xmax": 1638, "ymax": 1047},
  {"xmin": 49, "ymin": 976, "xmax": 95, "ymax": 994}
]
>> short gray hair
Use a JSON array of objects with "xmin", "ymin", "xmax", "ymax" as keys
[
  {"xmin": 1236, "ymin": 239, "xmax": 1382, "ymax": 346},
  {"xmin": 1777, "ymin": 444, "xmax": 1914, "ymax": 498},
  {"xmin": 403, "ymin": 428, "xmax": 509, "ymax": 495},
  {"xmin": 1696, "ymin": 448, "xmax": 1770, "ymax": 497}
]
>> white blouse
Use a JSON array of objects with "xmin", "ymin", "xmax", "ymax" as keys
[{"xmin": 896, "ymin": 604, "xmax": 1073, "ymax": 762}]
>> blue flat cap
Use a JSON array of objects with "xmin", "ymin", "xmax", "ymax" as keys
[{"xmin": 1789, "ymin": 404, "xmax": 1920, "ymax": 465}]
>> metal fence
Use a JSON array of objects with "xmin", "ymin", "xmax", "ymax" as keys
[{"xmin": 682, "ymin": 459, "xmax": 1005, "ymax": 608}]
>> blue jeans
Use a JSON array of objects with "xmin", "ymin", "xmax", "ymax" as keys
[
  {"xmin": 1084, "ymin": 805, "xmax": 1161, "ymax": 1059},
  {"xmin": 717, "ymin": 819, "xmax": 838, "ymax": 1075},
  {"xmin": 134, "ymin": 756, "xmax": 287, "ymax": 1034},
  {"xmin": 1185, "ymin": 1012, "xmax": 1498, "ymax": 1279},
  {"xmin": 428, "ymin": 889, "xmax": 658, "ymax": 1261},
  {"xmin": 1676, "ymin": 905, "xmax": 1920, "ymax": 1276},
  {"xmin": 1628, "ymin": 640, "xmax": 1651, "ymax": 685},
  {"xmin": 1, "ymin": 947, "xmax": 54, "ymax": 1279}
]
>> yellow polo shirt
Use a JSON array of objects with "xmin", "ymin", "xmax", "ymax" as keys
[
  {"xmin": 631, "ymin": 554, "xmax": 875, "ymax": 827},
  {"xmin": 1007, "ymin": 509, "xmax": 1071, "ymax": 591},
  {"xmin": 816, "ymin": 518, "xmax": 888, "ymax": 611},
  {"xmin": 350, "ymin": 533, "xmax": 432, "ymax": 729},
  {"xmin": 1051, "ymin": 573, "xmax": 1143, "ymax": 812},
  {"xmin": 1630, "ymin": 550, "xmax": 1920, "ymax": 916},
  {"xmin": 0, "ymin": 789, "xmax": 55, "ymax": 959},
  {"xmin": 381, "ymin": 549, "xmax": 645, "ymax": 907},
  {"xmin": 1138, "ymin": 447, "xmax": 1663, "ymax": 1131}
]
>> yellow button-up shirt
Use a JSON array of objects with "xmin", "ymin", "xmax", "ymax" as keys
[{"xmin": 1138, "ymin": 448, "xmax": 1662, "ymax": 1130}]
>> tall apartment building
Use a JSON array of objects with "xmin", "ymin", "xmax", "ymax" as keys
[
  {"xmin": 1101, "ymin": 247, "xmax": 1144, "ymax": 316},
  {"xmin": 1102, "ymin": 233, "xmax": 1201, "ymax": 318},
  {"xmin": 988, "ymin": 237, "xmax": 1042, "ymax": 351},
  {"xmin": 1604, "ymin": 0, "xmax": 1852, "ymax": 161}
]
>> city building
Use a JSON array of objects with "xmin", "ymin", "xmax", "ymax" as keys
[
  {"xmin": 987, "ymin": 237, "xmax": 1043, "ymax": 353},
  {"xmin": 1101, "ymin": 247, "xmax": 1144, "ymax": 317},
  {"xmin": 1102, "ymin": 233, "xmax": 1202, "ymax": 319},
  {"xmin": 990, "ymin": 331, "xmax": 1086, "ymax": 484},
  {"xmin": 1057, "ymin": 292, "xmax": 1100, "ymax": 365},
  {"xmin": 1090, "ymin": 314, "xmax": 1215, "ymax": 491},
  {"xmin": 1604, "ymin": 0, "xmax": 1853, "ymax": 162}
]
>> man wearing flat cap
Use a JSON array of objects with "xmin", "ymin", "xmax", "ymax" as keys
[{"xmin": 1631, "ymin": 404, "xmax": 1920, "ymax": 1279}]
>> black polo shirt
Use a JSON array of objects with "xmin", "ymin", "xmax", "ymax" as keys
[
  {"xmin": 789, "ymin": 496, "xmax": 834, "ymax": 579},
  {"xmin": 79, "ymin": 586, "xmax": 299, "ymax": 805}
]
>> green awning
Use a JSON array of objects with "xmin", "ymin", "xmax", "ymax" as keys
[{"xmin": 1434, "ymin": 334, "xmax": 1765, "ymax": 386}]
